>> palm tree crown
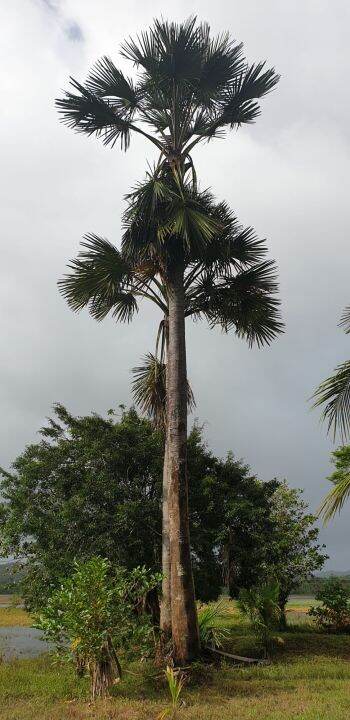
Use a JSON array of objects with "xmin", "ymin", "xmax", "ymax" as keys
[
  {"xmin": 59, "ymin": 185, "xmax": 282, "ymax": 353},
  {"xmin": 56, "ymin": 17, "xmax": 279, "ymax": 163},
  {"xmin": 59, "ymin": 183, "xmax": 283, "ymax": 425}
]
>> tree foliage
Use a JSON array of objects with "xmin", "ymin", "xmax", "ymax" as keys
[
  {"xmin": 318, "ymin": 445, "xmax": 350, "ymax": 523},
  {"xmin": 267, "ymin": 482, "xmax": 327, "ymax": 619},
  {"xmin": 313, "ymin": 306, "xmax": 350, "ymax": 442},
  {"xmin": 309, "ymin": 577, "xmax": 350, "ymax": 633},
  {"xmin": 56, "ymin": 17, "xmax": 279, "ymax": 157},
  {"xmin": 35, "ymin": 557, "xmax": 161, "ymax": 699},
  {"xmin": 0, "ymin": 407, "xmax": 324, "ymax": 610}
]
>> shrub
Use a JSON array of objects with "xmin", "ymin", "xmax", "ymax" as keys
[
  {"xmin": 309, "ymin": 577, "xmax": 350, "ymax": 632},
  {"xmin": 35, "ymin": 557, "xmax": 161, "ymax": 699},
  {"xmin": 237, "ymin": 579, "xmax": 282, "ymax": 657}
]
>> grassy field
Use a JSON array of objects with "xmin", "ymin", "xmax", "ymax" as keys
[
  {"xmin": 0, "ymin": 600, "xmax": 349, "ymax": 720},
  {"xmin": 0, "ymin": 607, "xmax": 32, "ymax": 627}
]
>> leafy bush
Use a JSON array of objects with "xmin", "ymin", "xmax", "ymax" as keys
[
  {"xmin": 197, "ymin": 601, "xmax": 231, "ymax": 648},
  {"xmin": 309, "ymin": 577, "xmax": 350, "ymax": 632},
  {"xmin": 35, "ymin": 557, "xmax": 161, "ymax": 699},
  {"xmin": 237, "ymin": 580, "xmax": 282, "ymax": 657}
]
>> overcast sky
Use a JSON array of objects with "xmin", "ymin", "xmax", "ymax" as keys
[{"xmin": 1, "ymin": 0, "xmax": 349, "ymax": 569}]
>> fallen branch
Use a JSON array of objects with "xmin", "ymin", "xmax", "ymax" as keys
[{"xmin": 204, "ymin": 646, "xmax": 269, "ymax": 666}]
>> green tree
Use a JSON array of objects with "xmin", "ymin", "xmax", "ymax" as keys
[
  {"xmin": 0, "ymin": 406, "xmax": 163, "ymax": 609},
  {"xmin": 36, "ymin": 557, "xmax": 161, "ymax": 699},
  {"xmin": 0, "ymin": 406, "xmax": 277, "ymax": 610},
  {"xmin": 309, "ymin": 577, "xmax": 350, "ymax": 633},
  {"xmin": 56, "ymin": 18, "xmax": 281, "ymax": 660},
  {"xmin": 268, "ymin": 482, "xmax": 327, "ymax": 627}
]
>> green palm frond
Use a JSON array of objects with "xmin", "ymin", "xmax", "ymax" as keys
[
  {"xmin": 340, "ymin": 306, "xmax": 350, "ymax": 334},
  {"xmin": 163, "ymin": 196, "xmax": 221, "ymax": 257},
  {"xmin": 197, "ymin": 601, "xmax": 231, "ymax": 648},
  {"xmin": 195, "ymin": 25, "xmax": 244, "ymax": 100},
  {"xmin": 121, "ymin": 16, "xmax": 202, "ymax": 83},
  {"xmin": 213, "ymin": 62, "xmax": 280, "ymax": 130},
  {"xmin": 132, "ymin": 353, "xmax": 167, "ymax": 428},
  {"xmin": 123, "ymin": 173, "xmax": 221, "ymax": 262},
  {"xmin": 313, "ymin": 360, "xmax": 350, "ymax": 441},
  {"xmin": 186, "ymin": 198, "xmax": 267, "ymax": 275},
  {"xmin": 56, "ymin": 79, "xmax": 133, "ymax": 149},
  {"xmin": 58, "ymin": 233, "xmax": 138, "ymax": 322},
  {"xmin": 318, "ymin": 474, "xmax": 350, "ymax": 523},
  {"xmin": 85, "ymin": 56, "xmax": 138, "ymax": 110},
  {"xmin": 187, "ymin": 260, "xmax": 283, "ymax": 347},
  {"xmin": 132, "ymin": 352, "xmax": 195, "ymax": 427}
]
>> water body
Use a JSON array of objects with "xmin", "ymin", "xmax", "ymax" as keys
[{"xmin": 0, "ymin": 626, "xmax": 54, "ymax": 661}]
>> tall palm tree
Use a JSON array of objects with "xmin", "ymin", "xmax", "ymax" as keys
[
  {"xmin": 59, "ymin": 187, "xmax": 282, "ymax": 656},
  {"xmin": 56, "ymin": 17, "xmax": 280, "ymax": 662},
  {"xmin": 313, "ymin": 307, "xmax": 350, "ymax": 521}
]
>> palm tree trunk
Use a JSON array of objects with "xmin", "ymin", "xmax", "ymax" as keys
[
  {"xmin": 166, "ymin": 263, "xmax": 199, "ymax": 663},
  {"xmin": 160, "ymin": 440, "xmax": 172, "ymax": 637},
  {"xmin": 160, "ymin": 317, "xmax": 172, "ymax": 639}
]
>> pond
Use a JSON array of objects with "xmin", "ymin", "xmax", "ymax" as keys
[{"xmin": 0, "ymin": 626, "xmax": 54, "ymax": 661}]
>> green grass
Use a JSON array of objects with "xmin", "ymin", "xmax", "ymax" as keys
[{"xmin": 0, "ymin": 599, "xmax": 350, "ymax": 719}]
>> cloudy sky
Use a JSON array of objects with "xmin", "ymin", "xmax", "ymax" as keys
[{"xmin": 1, "ymin": 0, "xmax": 349, "ymax": 569}]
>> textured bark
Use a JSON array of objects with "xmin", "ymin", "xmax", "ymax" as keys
[
  {"xmin": 160, "ymin": 317, "xmax": 172, "ymax": 639},
  {"xmin": 160, "ymin": 440, "xmax": 172, "ymax": 637},
  {"xmin": 167, "ymin": 263, "xmax": 199, "ymax": 663}
]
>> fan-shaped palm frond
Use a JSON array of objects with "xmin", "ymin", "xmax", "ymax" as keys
[
  {"xmin": 340, "ymin": 306, "xmax": 350, "ymax": 334},
  {"xmin": 56, "ymin": 79, "xmax": 134, "ymax": 150},
  {"xmin": 122, "ymin": 174, "xmax": 221, "ymax": 263},
  {"xmin": 195, "ymin": 25, "xmax": 244, "ymax": 100},
  {"xmin": 121, "ymin": 17, "xmax": 203, "ymax": 84},
  {"xmin": 85, "ymin": 56, "xmax": 138, "ymax": 109},
  {"xmin": 318, "ymin": 474, "xmax": 350, "ymax": 523},
  {"xmin": 58, "ymin": 233, "xmax": 166, "ymax": 323},
  {"xmin": 312, "ymin": 303, "xmax": 350, "ymax": 441},
  {"xmin": 184, "ymin": 61, "xmax": 279, "ymax": 153},
  {"xmin": 186, "ymin": 260, "xmax": 283, "ymax": 347},
  {"xmin": 132, "ymin": 353, "xmax": 167, "ymax": 428},
  {"xmin": 312, "ymin": 360, "xmax": 350, "ymax": 441},
  {"xmin": 220, "ymin": 62, "xmax": 279, "ymax": 125},
  {"xmin": 184, "ymin": 197, "xmax": 267, "ymax": 276},
  {"xmin": 132, "ymin": 352, "xmax": 195, "ymax": 428}
]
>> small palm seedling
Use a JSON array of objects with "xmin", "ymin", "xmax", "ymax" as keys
[
  {"xmin": 237, "ymin": 580, "xmax": 282, "ymax": 658},
  {"xmin": 197, "ymin": 601, "xmax": 232, "ymax": 649},
  {"xmin": 158, "ymin": 666, "xmax": 186, "ymax": 720}
]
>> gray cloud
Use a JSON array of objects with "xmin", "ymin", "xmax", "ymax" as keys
[
  {"xmin": 1, "ymin": 0, "xmax": 349, "ymax": 570},
  {"xmin": 37, "ymin": 0, "xmax": 84, "ymax": 42}
]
